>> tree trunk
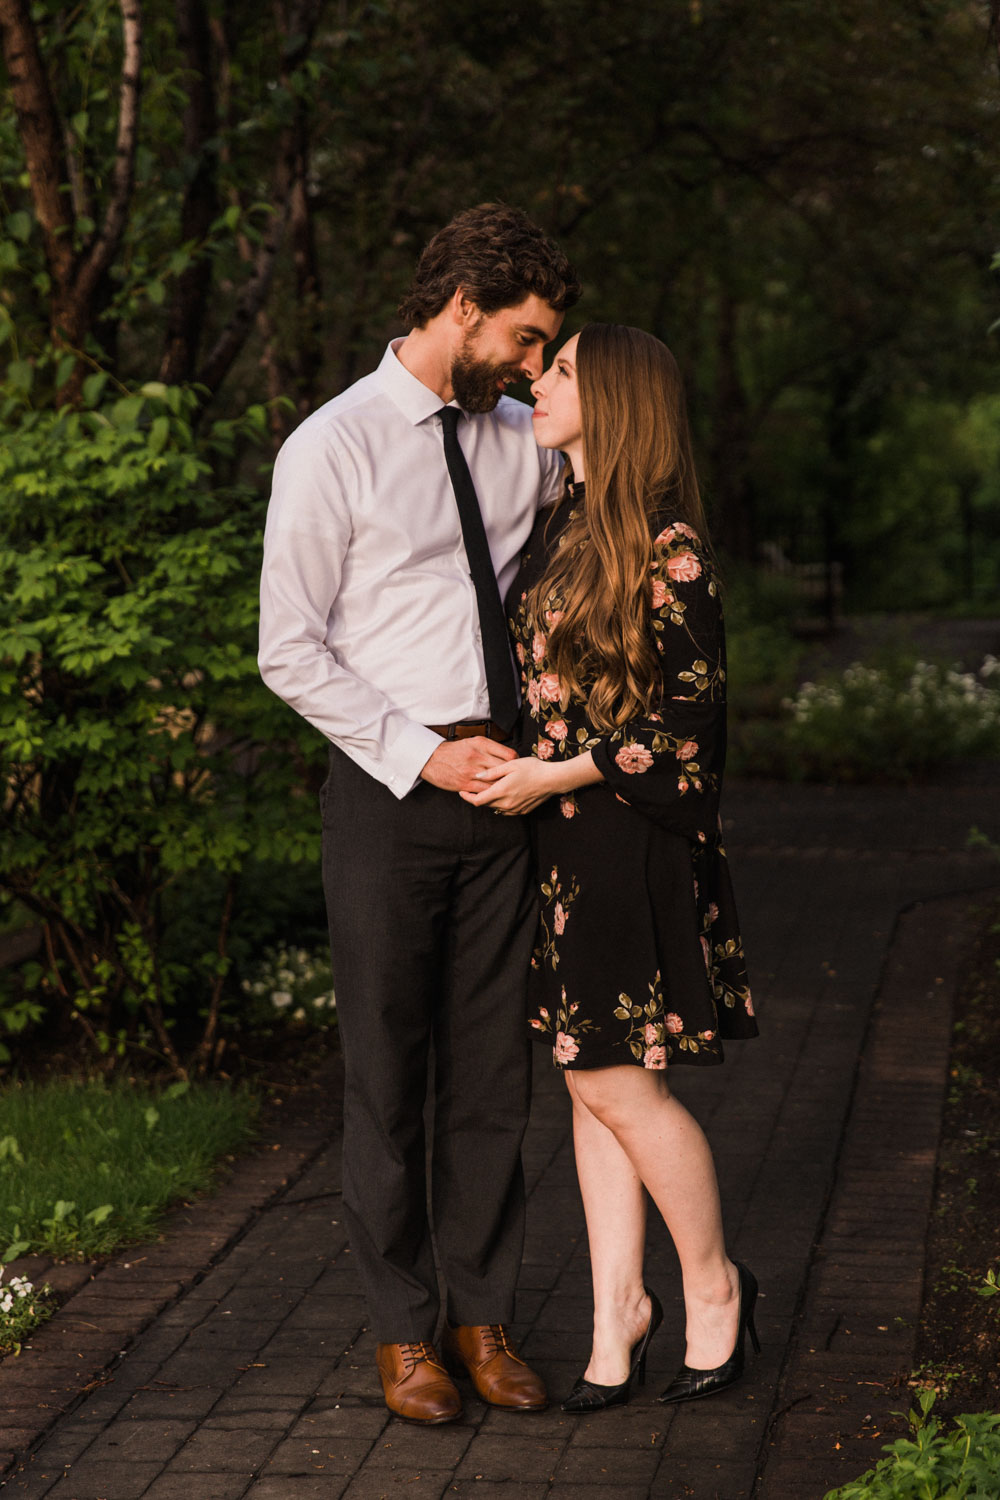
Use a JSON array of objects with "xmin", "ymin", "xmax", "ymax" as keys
[{"xmin": 159, "ymin": 0, "xmax": 219, "ymax": 384}]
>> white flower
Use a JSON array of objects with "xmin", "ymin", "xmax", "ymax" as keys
[{"xmin": 271, "ymin": 992, "xmax": 293, "ymax": 1009}]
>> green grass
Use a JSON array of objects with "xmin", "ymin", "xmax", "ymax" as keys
[{"xmin": 0, "ymin": 1078, "xmax": 260, "ymax": 1260}]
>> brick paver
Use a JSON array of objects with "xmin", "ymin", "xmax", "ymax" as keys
[{"xmin": 2, "ymin": 773, "xmax": 999, "ymax": 1500}]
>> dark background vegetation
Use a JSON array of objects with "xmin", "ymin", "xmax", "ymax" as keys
[{"xmin": 2, "ymin": 0, "xmax": 1000, "ymax": 1074}]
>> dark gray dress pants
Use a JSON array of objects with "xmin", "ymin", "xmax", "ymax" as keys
[{"xmin": 321, "ymin": 745, "xmax": 536, "ymax": 1342}]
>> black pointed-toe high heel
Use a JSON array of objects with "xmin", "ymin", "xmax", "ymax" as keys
[
  {"xmin": 658, "ymin": 1261, "xmax": 759, "ymax": 1406},
  {"xmin": 562, "ymin": 1287, "xmax": 664, "ymax": 1413}
]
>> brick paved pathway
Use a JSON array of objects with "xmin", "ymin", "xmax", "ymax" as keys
[{"xmin": 3, "ymin": 777, "xmax": 999, "ymax": 1500}]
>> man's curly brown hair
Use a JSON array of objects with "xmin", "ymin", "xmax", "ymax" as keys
[{"xmin": 398, "ymin": 203, "xmax": 581, "ymax": 329}]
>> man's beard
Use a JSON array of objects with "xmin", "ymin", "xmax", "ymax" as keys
[{"xmin": 451, "ymin": 337, "xmax": 521, "ymax": 414}]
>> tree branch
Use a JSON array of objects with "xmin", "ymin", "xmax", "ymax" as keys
[
  {"xmin": 195, "ymin": 4, "xmax": 322, "ymax": 397},
  {"xmin": 75, "ymin": 0, "xmax": 143, "ymax": 304},
  {"xmin": 0, "ymin": 0, "xmax": 75, "ymax": 286},
  {"xmin": 159, "ymin": 0, "xmax": 219, "ymax": 383}
]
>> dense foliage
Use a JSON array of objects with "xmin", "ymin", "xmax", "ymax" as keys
[
  {"xmin": 1, "ymin": 1, "xmax": 999, "ymax": 587},
  {"xmin": 0, "ymin": 375, "xmax": 323, "ymax": 1069}
]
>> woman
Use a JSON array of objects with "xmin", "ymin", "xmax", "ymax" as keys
[{"xmin": 462, "ymin": 323, "xmax": 759, "ymax": 1411}]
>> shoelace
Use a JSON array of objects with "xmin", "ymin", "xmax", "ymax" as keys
[
  {"xmin": 481, "ymin": 1324, "xmax": 516, "ymax": 1359},
  {"xmin": 397, "ymin": 1340, "xmax": 440, "ymax": 1372}
]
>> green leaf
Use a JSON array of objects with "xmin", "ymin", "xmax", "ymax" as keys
[
  {"xmin": 148, "ymin": 415, "xmax": 170, "ymax": 455},
  {"xmin": 7, "ymin": 360, "xmax": 33, "ymax": 393},
  {"xmin": 5, "ymin": 211, "xmax": 31, "ymax": 243},
  {"xmin": 84, "ymin": 1204, "xmax": 114, "ymax": 1225},
  {"xmin": 82, "ymin": 372, "xmax": 109, "ymax": 406},
  {"xmin": 0, "ymin": 1136, "xmax": 25, "ymax": 1165}
]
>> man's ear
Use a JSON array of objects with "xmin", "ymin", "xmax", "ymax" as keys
[{"xmin": 450, "ymin": 288, "xmax": 482, "ymax": 329}]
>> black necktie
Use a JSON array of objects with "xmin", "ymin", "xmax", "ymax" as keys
[{"xmin": 437, "ymin": 406, "xmax": 519, "ymax": 733}]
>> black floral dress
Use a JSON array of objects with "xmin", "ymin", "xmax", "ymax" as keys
[{"xmin": 508, "ymin": 484, "xmax": 757, "ymax": 1070}]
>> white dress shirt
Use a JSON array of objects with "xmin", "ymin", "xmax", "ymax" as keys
[{"xmin": 259, "ymin": 339, "xmax": 564, "ymax": 798}]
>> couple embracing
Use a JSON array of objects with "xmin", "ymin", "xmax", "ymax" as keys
[{"xmin": 259, "ymin": 204, "xmax": 758, "ymax": 1424}]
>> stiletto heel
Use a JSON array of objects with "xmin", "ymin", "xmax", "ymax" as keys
[
  {"xmin": 562, "ymin": 1287, "xmax": 663, "ymax": 1413},
  {"xmin": 658, "ymin": 1261, "xmax": 759, "ymax": 1406}
]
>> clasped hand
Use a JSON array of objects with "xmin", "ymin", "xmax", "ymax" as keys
[{"xmin": 459, "ymin": 755, "xmax": 564, "ymax": 815}]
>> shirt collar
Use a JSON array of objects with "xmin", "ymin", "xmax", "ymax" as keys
[{"xmin": 377, "ymin": 338, "xmax": 457, "ymax": 427}]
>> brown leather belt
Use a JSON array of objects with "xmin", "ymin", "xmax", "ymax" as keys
[{"xmin": 427, "ymin": 720, "xmax": 507, "ymax": 741}]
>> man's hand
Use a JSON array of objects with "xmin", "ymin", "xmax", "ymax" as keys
[
  {"xmin": 419, "ymin": 736, "xmax": 517, "ymax": 794},
  {"xmin": 459, "ymin": 755, "xmax": 563, "ymax": 815},
  {"xmin": 460, "ymin": 749, "xmax": 603, "ymax": 815}
]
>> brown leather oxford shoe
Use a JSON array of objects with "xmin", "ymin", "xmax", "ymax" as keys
[
  {"xmin": 375, "ymin": 1341, "xmax": 463, "ymax": 1424},
  {"xmin": 443, "ymin": 1323, "xmax": 548, "ymax": 1410}
]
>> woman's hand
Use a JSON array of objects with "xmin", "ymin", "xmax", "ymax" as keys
[
  {"xmin": 460, "ymin": 749, "xmax": 603, "ymax": 815},
  {"xmin": 459, "ymin": 756, "xmax": 562, "ymax": 815}
]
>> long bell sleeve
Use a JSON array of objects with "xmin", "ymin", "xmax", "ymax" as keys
[{"xmin": 589, "ymin": 521, "xmax": 726, "ymax": 840}]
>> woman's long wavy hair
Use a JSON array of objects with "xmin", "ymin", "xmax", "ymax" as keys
[{"xmin": 527, "ymin": 323, "xmax": 709, "ymax": 732}]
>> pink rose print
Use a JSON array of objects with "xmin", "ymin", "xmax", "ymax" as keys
[
  {"xmin": 666, "ymin": 550, "xmax": 701, "ymax": 582},
  {"xmin": 676, "ymin": 739, "xmax": 699, "ymax": 761},
  {"xmin": 644, "ymin": 1022, "xmax": 659, "ymax": 1044},
  {"xmin": 560, "ymin": 796, "xmax": 577, "ymax": 818},
  {"xmin": 677, "ymin": 778, "xmax": 689, "ymax": 793},
  {"xmin": 546, "ymin": 718, "xmax": 568, "ymax": 741},
  {"xmin": 527, "ymin": 678, "xmax": 541, "ymax": 711},
  {"xmin": 701, "ymin": 1030, "xmax": 715, "ymax": 1042},
  {"xmin": 652, "ymin": 578, "xmax": 676, "ymax": 610},
  {"xmin": 569, "ymin": 1001, "xmax": 579, "ymax": 1014},
  {"xmin": 655, "ymin": 522, "xmax": 699, "ymax": 544},
  {"xmin": 536, "ymin": 738, "xmax": 554, "ymax": 760},
  {"xmin": 532, "ymin": 632, "xmax": 547, "ymax": 665},
  {"xmin": 709, "ymin": 902, "xmax": 719, "ymax": 923},
  {"xmin": 550, "ymin": 868, "xmax": 558, "ymax": 883},
  {"xmin": 540, "ymin": 672, "xmax": 562, "ymax": 703},
  {"xmin": 553, "ymin": 902, "xmax": 567, "ymax": 935},
  {"xmin": 529, "ymin": 1018, "xmax": 544, "ymax": 1030},
  {"xmin": 665, "ymin": 1012, "xmax": 684, "ymax": 1034},
  {"xmin": 614, "ymin": 741, "xmax": 654, "ymax": 774},
  {"xmin": 544, "ymin": 608, "xmax": 564, "ymax": 626},
  {"xmin": 643, "ymin": 1045, "xmax": 667, "ymax": 1069},
  {"xmin": 700, "ymin": 935, "xmax": 711, "ymax": 970},
  {"xmin": 745, "ymin": 993, "xmax": 755, "ymax": 1017},
  {"xmin": 539, "ymin": 1008, "xmax": 550, "ymax": 1021},
  {"xmin": 515, "ymin": 642, "xmax": 525, "ymax": 664},
  {"xmin": 554, "ymin": 1031, "xmax": 579, "ymax": 1064}
]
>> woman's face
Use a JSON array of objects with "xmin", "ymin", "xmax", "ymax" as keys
[{"xmin": 530, "ymin": 333, "xmax": 582, "ymax": 460}]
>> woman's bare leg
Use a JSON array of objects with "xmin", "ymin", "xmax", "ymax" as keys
[
  {"xmin": 566, "ymin": 1073, "xmax": 654, "ymax": 1384},
  {"xmin": 569, "ymin": 1065, "xmax": 739, "ymax": 1371}
]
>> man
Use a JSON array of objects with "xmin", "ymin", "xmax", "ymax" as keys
[{"xmin": 259, "ymin": 204, "xmax": 580, "ymax": 1423}]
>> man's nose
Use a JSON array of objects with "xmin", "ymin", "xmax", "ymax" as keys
[{"xmin": 521, "ymin": 348, "xmax": 544, "ymax": 381}]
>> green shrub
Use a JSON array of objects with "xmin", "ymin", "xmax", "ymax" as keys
[
  {"xmin": 824, "ymin": 1390, "xmax": 1000, "ymax": 1499},
  {"xmin": 781, "ymin": 657, "xmax": 1000, "ymax": 781},
  {"xmin": 239, "ymin": 944, "xmax": 336, "ymax": 1033},
  {"xmin": 0, "ymin": 379, "xmax": 325, "ymax": 1072}
]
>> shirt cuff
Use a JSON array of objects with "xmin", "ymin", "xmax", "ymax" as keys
[{"xmin": 381, "ymin": 720, "xmax": 444, "ymax": 799}]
